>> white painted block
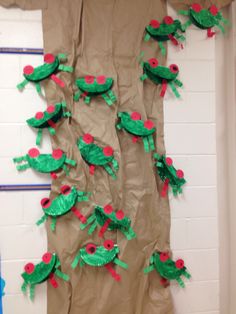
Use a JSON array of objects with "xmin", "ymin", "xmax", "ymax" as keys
[
  {"xmin": 0, "ymin": 125, "xmax": 22, "ymax": 157},
  {"xmin": 170, "ymin": 219, "xmax": 187, "ymax": 250},
  {"xmin": 186, "ymin": 29, "xmax": 215, "ymax": 60},
  {"xmin": 20, "ymin": 10, "xmax": 42, "ymax": 22},
  {"xmin": 0, "ymin": 192, "xmax": 23, "ymax": 225},
  {"xmin": 0, "ymin": 55, "xmax": 21, "ymax": 88},
  {"xmin": 2, "ymin": 260, "xmax": 26, "ymax": 294},
  {"xmin": 23, "ymin": 191, "xmax": 47, "ymax": 224},
  {"xmin": 0, "ymin": 7, "xmax": 21, "ymax": 20}
]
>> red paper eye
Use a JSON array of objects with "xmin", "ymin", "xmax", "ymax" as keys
[
  {"xmin": 24, "ymin": 263, "xmax": 35, "ymax": 274},
  {"xmin": 97, "ymin": 75, "xmax": 106, "ymax": 85},
  {"xmin": 103, "ymin": 146, "xmax": 114, "ymax": 157},
  {"xmin": 150, "ymin": 19, "xmax": 160, "ymax": 28},
  {"xmin": 164, "ymin": 16, "xmax": 174, "ymax": 25},
  {"xmin": 46, "ymin": 105, "xmax": 55, "ymax": 114},
  {"xmin": 60, "ymin": 185, "xmax": 71, "ymax": 195},
  {"xmin": 35, "ymin": 112, "xmax": 44, "ymax": 120},
  {"xmin": 148, "ymin": 58, "xmax": 158, "ymax": 68},
  {"xmin": 209, "ymin": 5, "xmax": 218, "ymax": 16},
  {"xmin": 165, "ymin": 157, "xmax": 173, "ymax": 166},
  {"xmin": 41, "ymin": 197, "xmax": 51, "ymax": 209},
  {"xmin": 23, "ymin": 65, "xmax": 34, "ymax": 75},
  {"xmin": 85, "ymin": 75, "xmax": 95, "ymax": 84},
  {"xmin": 116, "ymin": 210, "xmax": 125, "ymax": 220},
  {"xmin": 42, "ymin": 252, "xmax": 52, "ymax": 264},
  {"xmin": 104, "ymin": 204, "xmax": 114, "ymax": 214},
  {"xmin": 131, "ymin": 112, "xmax": 141, "ymax": 120},
  {"xmin": 83, "ymin": 133, "xmax": 94, "ymax": 144},
  {"xmin": 52, "ymin": 149, "xmax": 63, "ymax": 160},
  {"xmin": 160, "ymin": 252, "xmax": 169, "ymax": 262},
  {"xmin": 175, "ymin": 259, "xmax": 185, "ymax": 269},
  {"xmin": 144, "ymin": 120, "xmax": 154, "ymax": 130},
  {"xmin": 176, "ymin": 169, "xmax": 184, "ymax": 179},
  {"xmin": 28, "ymin": 148, "xmax": 40, "ymax": 158},
  {"xmin": 86, "ymin": 243, "xmax": 97, "ymax": 254},
  {"xmin": 169, "ymin": 64, "xmax": 179, "ymax": 74},
  {"xmin": 44, "ymin": 53, "xmax": 55, "ymax": 64},
  {"xmin": 191, "ymin": 3, "xmax": 202, "ymax": 12},
  {"xmin": 104, "ymin": 239, "xmax": 114, "ymax": 250}
]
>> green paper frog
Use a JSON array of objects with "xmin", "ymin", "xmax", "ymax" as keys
[
  {"xmin": 77, "ymin": 134, "xmax": 119, "ymax": 179},
  {"xmin": 154, "ymin": 153, "xmax": 186, "ymax": 197},
  {"xmin": 144, "ymin": 16, "xmax": 185, "ymax": 55},
  {"xmin": 37, "ymin": 185, "xmax": 90, "ymax": 231},
  {"xmin": 74, "ymin": 75, "xmax": 117, "ymax": 106},
  {"xmin": 21, "ymin": 252, "xmax": 69, "ymax": 300},
  {"xmin": 13, "ymin": 148, "xmax": 76, "ymax": 179},
  {"xmin": 80, "ymin": 204, "xmax": 136, "ymax": 240},
  {"xmin": 27, "ymin": 102, "xmax": 71, "ymax": 146},
  {"xmin": 71, "ymin": 240, "xmax": 128, "ymax": 281},
  {"xmin": 117, "ymin": 111, "xmax": 156, "ymax": 153},
  {"xmin": 140, "ymin": 58, "xmax": 183, "ymax": 98},
  {"xmin": 179, "ymin": 3, "xmax": 229, "ymax": 37},
  {"xmin": 144, "ymin": 252, "xmax": 191, "ymax": 288},
  {"xmin": 17, "ymin": 53, "xmax": 73, "ymax": 94}
]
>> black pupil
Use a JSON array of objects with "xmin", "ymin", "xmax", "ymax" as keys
[
  {"xmin": 64, "ymin": 187, "xmax": 70, "ymax": 194},
  {"xmin": 43, "ymin": 199, "xmax": 50, "ymax": 206},
  {"xmin": 90, "ymin": 247, "xmax": 95, "ymax": 253},
  {"xmin": 173, "ymin": 66, "xmax": 177, "ymax": 71}
]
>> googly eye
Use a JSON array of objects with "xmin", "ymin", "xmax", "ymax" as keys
[
  {"xmin": 23, "ymin": 65, "xmax": 34, "ymax": 75},
  {"xmin": 41, "ymin": 197, "xmax": 51, "ymax": 209},
  {"xmin": 83, "ymin": 133, "xmax": 94, "ymax": 144},
  {"xmin": 28, "ymin": 148, "xmax": 40, "ymax": 158},
  {"xmin": 35, "ymin": 112, "xmax": 44, "ymax": 120},
  {"xmin": 103, "ymin": 239, "xmax": 114, "ymax": 250},
  {"xmin": 44, "ymin": 53, "xmax": 55, "ymax": 64},
  {"xmin": 131, "ymin": 112, "xmax": 141, "ymax": 120},
  {"xmin": 169, "ymin": 64, "xmax": 179, "ymax": 74},
  {"xmin": 85, "ymin": 75, "xmax": 95, "ymax": 84},
  {"xmin": 104, "ymin": 204, "xmax": 114, "ymax": 214},
  {"xmin": 160, "ymin": 252, "xmax": 169, "ymax": 262},
  {"xmin": 191, "ymin": 3, "xmax": 202, "ymax": 12},
  {"xmin": 24, "ymin": 263, "xmax": 35, "ymax": 274},
  {"xmin": 175, "ymin": 259, "xmax": 185, "ymax": 269},
  {"xmin": 52, "ymin": 149, "xmax": 63, "ymax": 160},
  {"xmin": 42, "ymin": 252, "xmax": 52, "ymax": 264},
  {"xmin": 209, "ymin": 5, "xmax": 218, "ymax": 16},
  {"xmin": 150, "ymin": 19, "xmax": 160, "ymax": 28},
  {"xmin": 86, "ymin": 243, "xmax": 97, "ymax": 254},
  {"xmin": 46, "ymin": 105, "xmax": 55, "ymax": 114},
  {"xmin": 116, "ymin": 210, "xmax": 125, "ymax": 220},
  {"xmin": 97, "ymin": 75, "xmax": 106, "ymax": 85},
  {"xmin": 60, "ymin": 185, "xmax": 71, "ymax": 195},
  {"xmin": 103, "ymin": 146, "xmax": 114, "ymax": 157},
  {"xmin": 163, "ymin": 16, "xmax": 174, "ymax": 25}
]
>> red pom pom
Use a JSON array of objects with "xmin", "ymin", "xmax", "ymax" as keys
[
  {"xmin": 83, "ymin": 133, "xmax": 94, "ymax": 144},
  {"xmin": 209, "ymin": 5, "xmax": 218, "ymax": 16},
  {"xmin": 23, "ymin": 65, "xmax": 34, "ymax": 75},
  {"xmin": 164, "ymin": 16, "xmax": 174, "ymax": 25},
  {"xmin": 116, "ymin": 210, "xmax": 125, "ymax": 220},
  {"xmin": 44, "ymin": 53, "xmax": 55, "ymax": 64},
  {"xmin": 28, "ymin": 148, "xmax": 40, "ymax": 158},
  {"xmin": 144, "ymin": 120, "xmax": 154, "ymax": 130},
  {"xmin": 175, "ymin": 259, "xmax": 185, "ymax": 269},
  {"xmin": 86, "ymin": 243, "xmax": 96, "ymax": 254},
  {"xmin": 52, "ymin": 149, "xmax": 63, "ymax": 160},
  {"xmin": 24, "ymin": 263, "xmax": 35, "ymax": 274},
  {"xmin": 85, "ymin": 75, "xmax": 95, "ymax": 84},
  {"xmin": 148, "ymin": 58, "xmax": 158, "ymax": 68},
  {"xmin": 165, "ymin": 157, "xmax": 173, "ymax": 166},
  {"xmin": 42, "ymin": 252, "xmax": 52, "ymax": 264},
  {"xmin": 169, "ymin": 64, "xmax": 179, "ymax": 74},
  {"xmin": 60, "ymin": 185, "xmax": 71, "ymax": 195},
  {"xmin": 160, "ymin": 252, "xmax": 169, "ymax": 262},
  {"xmin": 97, "ymin": 75, "xmax": 106, "ymax": 85},
  {"xmin": 150, "ymin": 19, "xmax": 160, "ymax": 28},
  {"xmin": 47, "ymin": 105, "xmax": 55, "ymax": 114},
  {"xmin": 131, "ymin": 112, "xmax": 141, "ymax": 120},
  {"xmin": 191, "ymin": 3, "xmax": 202, "ymax": 12},
  {"xmin": 104, "ymin": 204, "xmax": 114, "ymax": 214},
  {"xmin": 176, "ymin": 169, "xmax": 184, "ymax": 178},
  {"xmin": 103, "ymin": 146, "xmax": 114, "ymax": 157},
  {"xmin": 41, "ymin": 197, "xmax": 51, "ymax": 209},
  {"xmin": 35, "ymin": 112, "xmax": 44, "ymax": 120},
  {"xmin": 104, "ymin": 239, "xmax": 114, "ymax": 250}
]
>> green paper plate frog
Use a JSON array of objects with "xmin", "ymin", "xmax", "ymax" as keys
[
  {"xmin": 117, "ymin": 111, "xmax": 156, "ymax": 153},
  {"xmin": 77, "ymin": 134, "xmax": 119, "ymax": 179},
  {"xmin": 71, "ymin": 240, "xmax": 128, "ymax": 281},
  {"xmin": 21, "ymin": 252, "xmax": 69, "ymax": 300},
  {"xmin": 27, "ymin": 102, "xmax": 71, "ymax": 146},
  {"xmin": 80, "ymin": 204, "xmax": 136, "ymax": 240},
  {"xmin": 144, "ymin": 252, "xmax": 191, "ymax": 288},
  {"xmin": 74, "ymin": 75, "xmax": 117, "ymax": 106},
  {"xmin": 17, "ymin": 53, "xmax": 73, "ymax": 94},
  {"xmin": 140, "ymin": 58, "xmax": 183, "ymax": 98},
  {"xmin": 13, "ymin": 148, "xmax": 76, "ymax": 179},
  {"xmin": 37, "ymin": 185, "xmax": 90, "ymax": 231}
]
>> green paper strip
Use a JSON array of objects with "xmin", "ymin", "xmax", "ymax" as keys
[
  {"xmin": 71, "ymin": 253, "xmax": 81, "ymax": 269},
  {"xmin": 114, "ymin": 258, "xmax": 128, "ymax": 269}
]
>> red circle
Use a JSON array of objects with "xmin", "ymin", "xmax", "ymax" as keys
[
  {"xmin": 191, "ymin": 3, "xmax": 202, "ymax": 12},
  {"xmin": 41, "ymin": 197, "xmax": 51, "ymax": 209},
  {"xmin": 85, "ymin": 75, "xmax": 95, "ymax": 84},
  {"xmin": 46, "ymin": 105, "xmax": 55, "ymax": 114},
  {"xmin": 28, "ymin": 148, "xmax": 40, "ymax": 158},
  {"xmin": 23, "ymin": 65, "xmax": 34, "ymax": 75},
  {"xmin": 83, "ymin": 133, "xmax": 94, "ymax": 144},
  {"xmin": 116, "ymin": 210, "xmax": 125, "ymax": 220},
  {"xmin": 160, "ymin": 252, "xmax": 169, "ymax": 262},
  {"xmin": 35, "ymin": 112, "xmax": 44, "ymax": 120},
  {"xmin": 86, "ymin": 243, "xmax": 97, "ymax": 254},
  {"xmin": 165, "ymin": 157, "xmax": 173, "ymax": 166},
  {"xmin": 209, "ymin": 5, "xmax": 218, "ymax": 16},
  {"xmin": 160, "ymin": 278, "xmax": 169, "ymax": 286},
  {"xmin": 104, "ymin": 204, "xmax": 114, "ymax": 214},
  {"xmin": 150, "ymin": 19, "xmax": 160, "ymax": 29},
  {"xmin": 103, "ymin": 146, "xmax": 114, "ymax": 157},
  {"xmin": 44, "ymin": 53, "xmax": 55, "ymax": 64},
  {"xmin": 175, "ymin": 259, "xmax": 184, "ymax": 269},
  {"xmin": 169, "ymin": 64, "xmax": 179, "ymax": 74},
  {"xmin": 60, "ymin": 185, "xmax": 71, "ymax": 195},
  {"xmin": 97, "ymin": 75, "xmax": 106, "ymax": 85},
  {"xmin": 176, "ymin": 169, "xmax": 184, "ymax": 179},
  {"xmin": 104, "ymin": 239, "xmax": 114, "ymax": 250},
  {"xmin": 131, "ymin": 112, "xmax": 141, "ymax": 120},
  {"xmin": 52, "ymin": 149, "xmax": 63, "ymax": 160},
  {"xmin": 164, "ymin": 16, "xmax": 174, "ymax": 25},
  {"xmin": 144, "ymin": 120, "xmax": 154, "ymax": 130},
  {"xmin": 42, "ymin": 252, "xmax": 52, "ymax": 264},
  {"xmin": 24, "ymin": 263, "xmax": 35, "ymax": 274},
  {"xmin": 148, "ymin": 58, "xmax": 158, "ymax": 68}
]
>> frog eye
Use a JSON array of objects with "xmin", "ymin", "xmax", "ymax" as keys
[
  {"xmin": 83, "ymin": 133, "xmax": 94, "ymax": 144},
  {"xmin": 97, "ymin": 75, "xmax": 106, "ymax": 85},
  {"xmin": 86, "ymin": 243, "xmax": 97, "ymax": 254},
  {"xmin": 42, "ymin": 252, "xmax": 52, "ymax": 264},
  {"xmin": 41, "ymin": 197, "xmax": 51, "ymax": 209},
  {"xmin": 24, "ymin": 263, "xmax": 35, "ymax": 274},
  {"xmin": 159, "ymin": 252, "xmax": 169, "ymax": 262},
  {"xmin": 175, "ymin": 259, "xmax": 184, "ymax": 269},
  {"xmin": 144, "ymin": 120, "xmax": 154, "ymax": 130},
  {"xmin": 52, "ymin": 149, "xmax": 63, "ymax": 160},
  {"xmin": 148, "ymin": 58, "xmax": 158, "ymax": 68},
  {"xmin": 104, "ymin": 204, "xmax": 114, "ymax": 214},
  {"xmin": 165, "ymin": 157, "xmax": 173, "ymax": 166},
  {"xmin": 191, "ymin": 3, "xmax": 202, "ymax": 12},
  {"xmin": 103, "ymin": 239, "xmax": 114, "ymax": 250},
  {"xmin": 116, "ymin": 210, "xmax": 125, "ymax": 220},
  {"xmin": 103, "ymin": 146, "xmax": 114, "ymax": 157},
  {"xmin": 23, "ymin": 65, "xmax": 34, "ymax": 75},
  {"xmin": 85, "ymin": 75, "xmax": 95, "ymax": 84},
  {"xmin": 35, "ymin": 112, "xmax": 44, "ymax": 120},
  {"xmin": 169, "ymin": 64, "xmax": 179, "ymax": 74},
  {"xmin": 150, "ymin": 19, "xmax": 160, "ymax": 28},
  {"xmin": 131, "ymin": 112, "xmax": 141, "ymax": 120},
  {"xmin": 61, "ymin": 185, "xmax": 71, "ymax": 195},
  {"xmin": 176, "ymin": 169, "xmax": 184, "ymax": 179},
  {"xmin": 28, "ymin": 148, "xmax": 40, "ymax": 158},
  {"xmin": 46, "ymin": 105, "xmax": 55, "ymax": 114},
  {"xmin": 163, "ymin": 16, "xmax": 174, "ymax": 25},
  {"xmin": 44, "ymin": 53, "xmax": 55, "ymax": 64},
  {"xmin": 209, "ymin": 5, "xmax": 218, "ymax": 16}
]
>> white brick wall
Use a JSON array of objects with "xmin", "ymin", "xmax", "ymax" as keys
[{"xmin": 0, "ymin": 5, "xmax": 221, "ymax": 314}]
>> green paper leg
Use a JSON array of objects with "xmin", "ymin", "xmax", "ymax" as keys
[
  {"xmin": 143, "ymin": 264, "xmax": 155, "ymax": 274},
  {"xmin": 142, "ymin": 137, "xmax": 150, "ymax": 153},
  {"xmin": 148, "ymin": 135, "xmax": 155, "ymax": 151},
  {"xmin": 58, "ymin": 64, "xmax": 73, "ymax": 72},
  {"xmin": 13, "ymin": 155, "xmax": 27, "ymax": 163},
  {"xmin": 80, "ymin": 259, "xmax": 86, "ymax": 267},
  {"xmin": 16, "ymin": 164, "xmax": 30, "ymax": 171},
  {"xmin": 29, "ymin": 285, "xmax": 35, "ymax": 301},
  {"xmin": 35, "ymin": 82, "xmax": 42, "ymax": 94},
  {"xmin": 108, "ymin": 90, "xmax": 117, "ymax": 103},
  {"xmin": 175, "ymin": 33, "xmax": 185, "ymax": 42},
  {"xmin": 101, "ymin": 93, "xmax": 113, "ymax": 106},
  {"xmin": 65, "ymin": 158, "xmax": 76, "ymax": 167},
  {"xmin": 144, "ymin": 33, "xmax": 151, "ymax": 42},
  {"xmin": 88, "ymin": 221, "xmax": 97, "ymax": 235},
  {"xmin": 62, "ymin": 164, "xmax": 69, "ymax": 176},
  {"xmin": 112, "ymin": 158, "xmax": 119, "ymax": 172},
  {"xmin": 140, "ymin": 74, "xmax": 148, "ymax": 81},
  {"xmin": 182, "ymin": 20, "xmax": 192, "ymax": 31},
  {"xmin": 116, "ymin": 123, "xmax": 123, "ymax": 130},
  {"xmin": 55, "ymin": 269, "xmax": 70, "ymax": 281},
  {"xmin": 174, "ymin": 79, "xmax": 183, "ymax": 87},
  {"xmin": 103, "ymin": 164, "xmax": 117, "ymax": 180},
  {"xmin": 36, "ymin": 129, "xmax": 43, "ymax": 146},
  {"xmin": 17, "ymin": 79, "xmax": 29, "ymax": 90},
  {"xmin": 80, "ymin": 214, "xmax": 96, "ymax": 230},
  {"xmin": 71, "ymin": 253, "xmax": 81, "ymax": 269},
  {"xmin": 158, "ymin": 42, "xmax": 166, "ymax": 56},
  {"xmin": 74, "ymin": 90, "xmax": 82, "ymax": 101},
  {"xmin": 51, "ymin": 217, "xmax": 57, "ymax": 232},
  {"xmin": 48, "ymin": 127, "xmax": 56, "ymax": 136},
  {"xmin": 176, "ymin": 277, "xmax": 185, "ymax": 288},
  {"xmin": 137, "ymin": 51, "xmax": 144, "ymax": 65},
  {"xmin": 63, "ymin": 111, "xmax": 72, "ymax": 118},
  {"xmin": 57, "ymin": 53, "xmax": 67, "ymax": 60},
  {"xmin": 169, "ymin": 81, "xmax": 180, "ymax": 98},
  {"xmin": 123, "ymin": 227, "xmax": 136, "ymax": 240},
  {"xmin": 21, "ymin": 282, "xmax": 27, "ymax": 294},
  {"xmin": 183, "ymin": 271, "xmax": 191, "ymax": 279},
  {"xmin": 178, "ymin": 10, "xmax": 189, "ymax": 16},
  {"xmin": 84, "ymin": 96, "xmax": 91, "ymax": 104},
  {"xmin": 36, "ymin": 214, "xmax": 47, "ymax": 226},
  {"xmin": 114, "ymin": 258, "xmax": 128, "ymax": 270},
  {"xmin": 216, "ymin": 23, "xmax": 225, "ymax": 34}
]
